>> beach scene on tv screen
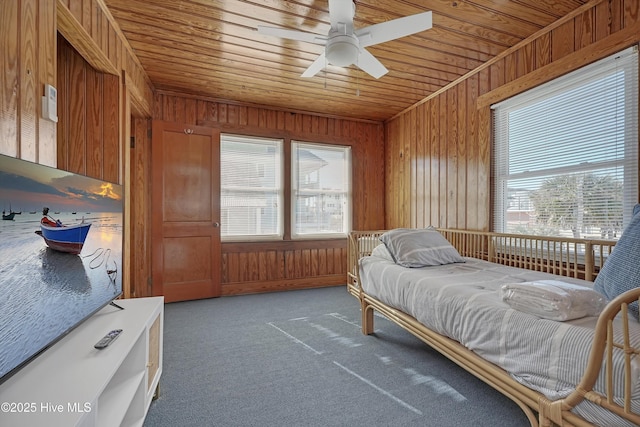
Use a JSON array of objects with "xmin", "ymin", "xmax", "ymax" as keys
[{"xmin": 0, "ymin": 155, "xmax": 123, "ymax": 380}]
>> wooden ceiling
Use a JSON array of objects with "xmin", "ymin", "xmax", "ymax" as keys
[{"xmin": 103, "ymin": 0, "xmax": 589, "ymax": 122}]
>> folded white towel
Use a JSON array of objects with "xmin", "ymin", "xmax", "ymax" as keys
[{"xmin": 500, "ymin": 280, "xmax": 607, "ymax": 321}]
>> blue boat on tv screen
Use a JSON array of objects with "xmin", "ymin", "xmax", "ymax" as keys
[{"xmin": 0, "ymin": 154, "xmax": 124, "ymax": 385}]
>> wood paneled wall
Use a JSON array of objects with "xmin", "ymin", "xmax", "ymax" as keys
[
  {"xmin": 385, "ymin": 0, "xmax": 640, "ymax": 232},
  {"xmin": 130, "ymin": 117, "xmax": 152, "ymax": 298},
  {"xmin": 0, "ymin": 0, "xmax": 154, "ymax": 165},
  {"xmin": 153, "ymin": 93, "xmax": 385, "ymax": 295},
  {"xmin": 57, "ymin": 35, "xmax": 120, "ymax": 182},
  {"xmin": 0, "ymin": 0, "xmax": 57, "ymax": 165},
  {"xmin": 56, "ymin": 0, "xmax": 153, "ymax": 117}
]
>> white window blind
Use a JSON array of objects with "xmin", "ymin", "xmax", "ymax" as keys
[
  {"xmin": 220, "ymin": 134, "xmax": 283, "ymax": 241},
  {"xmin": 291, "ymin": 142, "xmax": 352, "ymax": 238},
  {"xmin": 492, "ymin": 46, "xmax": 638, "ymax": 239}
]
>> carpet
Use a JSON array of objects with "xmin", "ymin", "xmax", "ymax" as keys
[{"xmin": 143, "ymin": 286, "xmax": 529, "ymax": 426}]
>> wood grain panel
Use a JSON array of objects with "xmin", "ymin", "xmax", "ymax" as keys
[
  {"xmin": 465, "ymin": 75, "xmax": 479, "ymax": 231},
  {"xmin": 57, "ymin": 36, "xmax": 120, "ymax": 182},
  {"xmin": 456, "ymin": 82, "xmax": 467, "ymax": 230},
  {"xmin": 0, "ymin": 0, "xmax": 19, "ymax": 157},
  {"xmin": 624, "ymin": 0, "xmax": 640, "ymax": 25},
  {"xmin": 438, "ymin": 94, "xmax": 448, "ymax": 226},
  {"xmin": 56, "ymin": 36, "xmax": 68, "ymax": 169},
  {"xmin": 429, "ymin": 98, "xmax": 439, "ymax": 226},
  {"xmin": 535, "ymin": 33, "xmax": 552, "ymax": 68},
  {"xmin": 552, "ymin": 20, "xmax": 576, "ymax": 60},
  {"xmin": 130, "ymin": 117, "xmax": 151, "ymax": 298},
  {"xmin": 161, "ymin": 133, "xmax": 212, "ymax": 223},
  {"xmin": 447, "ymin": 88, "xmax": 458, "ymax": 228},
  {"xmin": 37, "ymin": 0, "xmax": 56, "ymax": 167},
  {"xmin": 576, "ymin": 7, "xmax": 595, "ymax": 48},
  {"xmin": 102, "ymin": 73, "xmax": 119, "ymax": 182},
  {"xmin": 68, "ymin": 46, "xmax": 87, "ymax": 174},
  {"xmin": 593, "ymin": 0, "xmax": 612, "ymax": 41},
  {"xmin": 85, "ymin": 67, "xmax": 103, "ymax": 177},
  {"xmin": 20, "ymin": 0, "xmax": 37, "ymax": 162},
  {"xmin": 163, "ymin": 236, "xmax": 212, "ymax": 283}
]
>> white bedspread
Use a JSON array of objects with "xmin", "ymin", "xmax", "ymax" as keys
[{"xmin": 359, "ymin": 255, "xmax": 640, "ymax": 427}]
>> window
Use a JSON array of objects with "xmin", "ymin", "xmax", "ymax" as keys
[
  {"xmin": 291, "ymin": 142, "xmax": 351, "ymax": 238},
  {"xmin": 220, "ymin": 135, "xmax": 283, "ymax": 241},
  {"xmin": 492, "ymin": 47, "xmax": 638, "ymax": 240}
]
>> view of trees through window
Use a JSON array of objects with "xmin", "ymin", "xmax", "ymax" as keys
[{"xmin": 509, "ymin": 172, "xmax": 623, "ymax": 239}]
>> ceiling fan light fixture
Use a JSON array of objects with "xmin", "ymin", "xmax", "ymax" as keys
[
  {"xmin": 257, "ymin": 4, "xmax": 432, "ymax": 79},
  {"xmin": 325, "ymin": 34, "xmax": 359, "ymax": 67}
]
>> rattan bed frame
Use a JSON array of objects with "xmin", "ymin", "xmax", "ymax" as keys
[{"xmin": 347, "ymin": 228, "xmax": 640, "ymax": 427}]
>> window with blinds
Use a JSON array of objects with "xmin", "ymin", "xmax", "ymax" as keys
[
  {"xmin": 492, "ymin": 46, "xmax": 638, "ymax": 240},
  {"xmin": 220, "ymin": 134, "xmax": 283, "ymax": 241},
  {"xmin": 291, "ymin": 141, "xmax": 352, "ymax": 238}
]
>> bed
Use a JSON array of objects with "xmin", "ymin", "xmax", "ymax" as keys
[{"xmin": 347, "ymin": 227, "xmax": 640, "ymax": 427}]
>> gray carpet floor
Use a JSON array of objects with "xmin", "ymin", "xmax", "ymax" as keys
[{"xmin": 143, "ymin": 286, "xmax": 530, "ymax": 426}]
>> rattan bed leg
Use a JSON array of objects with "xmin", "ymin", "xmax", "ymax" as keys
[
  {"xmin": 539, "ymin": 396, "xmax": 564, "ymax": 427},
  {"xmin": 361, "ymin": 300, "xmax": 374, "ymax": 335}
]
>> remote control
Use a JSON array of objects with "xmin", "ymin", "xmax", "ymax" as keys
[{"xmin": 94, "ymin": 329, "xmax": 122, "ymax": 349}]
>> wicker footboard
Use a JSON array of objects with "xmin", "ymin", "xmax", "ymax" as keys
[{"xmin": 347, "ymin": 229, "xmax": 640, "ymax": 427}]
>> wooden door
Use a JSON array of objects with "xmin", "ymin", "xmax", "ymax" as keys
[{"xmin": 151, "ymin": 121, "xmax": 221, "ymax": 302}]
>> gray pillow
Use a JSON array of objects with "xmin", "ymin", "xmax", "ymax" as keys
[
  {"xmin": 371, "ymin": 244, "xmax": 394, "ymax": 261},
  {"xmin": 593, "ymin": 204, "xmax": 640, "ymax": 319},
  {"xmin": 380, "ymin": 228, "xmax": 465, "ymax": 268}
]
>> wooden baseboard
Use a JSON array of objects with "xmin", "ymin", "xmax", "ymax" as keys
[{"xmin": 221, "ymin": 274, "xmax": 345, "ymax": 296}]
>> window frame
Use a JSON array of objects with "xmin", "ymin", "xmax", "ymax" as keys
[
  {"xmin": 492, "ymin": 46, "xmax": 638, "ymax": 239},
  {"xmin": 290, "ymin": 141, "xmax": 352, "ymax": 240},
  {"xmin": 220, "ymin": 134, "xmax": 284, "ymax": 242}
]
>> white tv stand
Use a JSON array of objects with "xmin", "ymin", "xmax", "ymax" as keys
[{"xmin": 0, "ymin": 297, "xmax": 163, "ymax": 427}]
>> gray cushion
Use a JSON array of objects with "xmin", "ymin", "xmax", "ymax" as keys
[
  {"xmin": 593, "ymin": 204, "xmax": 640, "ymax": 319},
  {"xmin": 380, "ymin": 228, "xmax": 465, "ymax": 268}
]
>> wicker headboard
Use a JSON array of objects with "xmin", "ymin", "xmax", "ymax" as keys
[{"xmin": 348, "ymin": 229, "xmax": 617, "ymax": 292}]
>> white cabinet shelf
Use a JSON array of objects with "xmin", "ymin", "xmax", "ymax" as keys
[{"xmin": 0, "ymin": 297, "xmax": 163, "ymax": 427}]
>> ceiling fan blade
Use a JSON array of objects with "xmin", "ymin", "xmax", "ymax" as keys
[
  {"xmin": 328, "ymin": 0, "xmax": 355, "ymax": 31},
  {"xmin": 356, "ymin": 48, "xmax": 388, "ymax": 79},
  {"xmin": 356, "ymin": 11, "xmax": 432, "ymax": 48},
  {"xmin": 257, "ymin": 25, "xmax": 327, "ymax": 45},
  {"xmin": 301, "ymin": 52, "xmax": 328, "ymax": 78}
]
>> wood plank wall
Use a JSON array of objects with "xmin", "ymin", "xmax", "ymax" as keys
[
  {"xmin": 56, "ymin": 0, "xmax": 153, "ymax": 117},
  {"xmin": 130, "ymin": 117, "xmax": 152, "ymax": 298},
  {"xmin": 57, "ymin": 35, "xmax": 120, "ymax": 182},
  {"xmin": 0, "ymin": 0, "xmax": 154, "ymax": 164},
  {"xmin": 385, "ymin": 0, "xmax": 640, "ymax": 232},
  {"xmin": 0, "ymin": 0, "xmax": 57, "ymax": 165},
  {"xmin": 153, "ymin": 93, "xmax": 385, "ymax": 295}
]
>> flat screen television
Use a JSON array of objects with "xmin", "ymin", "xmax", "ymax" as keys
[{"xmin": 0, "ymin": 154, "xmax": 123, "ymax": 385}]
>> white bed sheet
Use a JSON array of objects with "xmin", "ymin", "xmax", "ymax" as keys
[{"xmin": 359, "ymin": 255, "xmax": 640, "ymax": 426}]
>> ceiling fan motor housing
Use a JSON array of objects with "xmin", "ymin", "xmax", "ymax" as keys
[{"xmin": 326, "ymin": 33, "xmax": 359, "ymax": 66}]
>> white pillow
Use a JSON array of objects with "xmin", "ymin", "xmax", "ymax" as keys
[{"xmin": 379, "ymin": 228, "xmax": 465, "ymax": 268}]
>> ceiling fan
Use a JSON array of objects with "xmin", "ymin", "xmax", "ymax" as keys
[{"xmin": 257, "ymin": 0, "xmax": 432, "ymax": 79}]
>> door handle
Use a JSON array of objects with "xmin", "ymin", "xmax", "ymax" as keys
[{"xmin": 213, "ymin": 222, "xmax": 220, "ymax": 227}]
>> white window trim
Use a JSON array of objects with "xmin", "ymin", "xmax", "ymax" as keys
[
  {"xmin": 492, "ymin": 46, "xmax": 638, "ymax": 238},
  {"xmin": 291, "ymin": 141, "xmax": 352, "ymax": 240},
  {"xmin": 220, "ymin": 134, "xmax": 284, "ymax": 242}
]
